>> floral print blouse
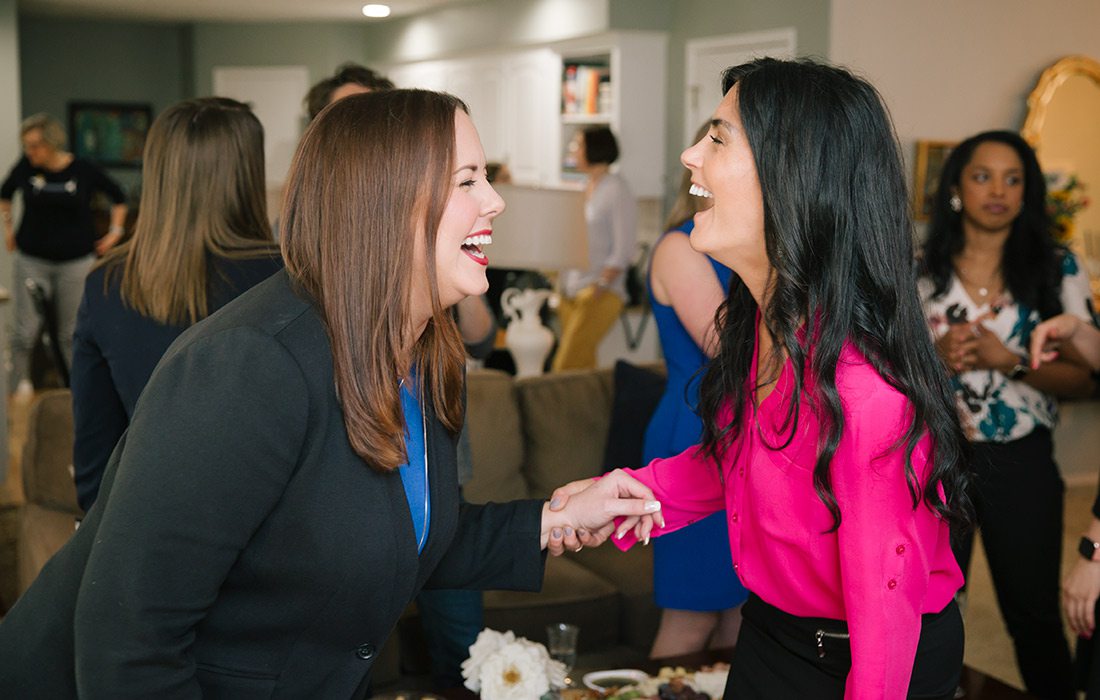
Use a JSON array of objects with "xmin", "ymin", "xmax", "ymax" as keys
[{"xmin": 919, "ymin": 251, "xmax": 1096, "ymax": 443}]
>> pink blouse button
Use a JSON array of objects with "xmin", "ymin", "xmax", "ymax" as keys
[
  {"xmin": 739, "ymin": 468, "xmax": 745, "ymax": 477},
  {"xmin": 887, "ymin": 579, "xmax": 898, "ymax": 590},
  {"xmin": 896, "ymin": 544, "xmax": 906, "ymax": 555},
  {"xmin": 731, "ymin": 512, "xmax": 738, "ymax": 523}
]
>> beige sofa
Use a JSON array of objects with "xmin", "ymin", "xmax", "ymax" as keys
[{"xmin": 385, "ymin": 366, "xmax": 662, "ymax": 683}]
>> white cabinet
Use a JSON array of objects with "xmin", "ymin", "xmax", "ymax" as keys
[
  {"xmin": 387, "ymin": 49, "xmax": 561, "ymax": 186},
  {"xmin": 383, "ymin": 31, "xmax": 667, "ymax": 196},
  {"xmin": 555, "ymin": 32, "xmax": 668, "ymax": 198}
]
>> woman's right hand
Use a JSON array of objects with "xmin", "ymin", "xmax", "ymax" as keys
[
  {"xmin": 543, "ymin": 470, "xmax": 665, "ymax": 556},
  {"xmin": 1064, "ymin": 557, "xmax": 1100, "ymax": 638},
  {"xmin": 934, "ymin": 323, "xmax": 980, "ymax": 373},
  {"xmin": 1029, "ymin": 314, "xmax": 1082, "ymax": 368}
]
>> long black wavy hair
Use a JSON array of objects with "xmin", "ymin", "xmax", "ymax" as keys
[
  {"xmin": 697, "ymin": 58, "xmax": 972, "ymax": 532},
  {"xmin": 920, "ymin": 130, "xmax": 1063, "ymax": 318}
]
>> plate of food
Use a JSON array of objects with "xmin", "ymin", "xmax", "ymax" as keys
[
  {"xmin": 579, "ymin": 663, "xmax": 730, "ymax": 699},
  {"xmin": 582, "ymin": 668, "xmax": 649, "ymax": 693}
]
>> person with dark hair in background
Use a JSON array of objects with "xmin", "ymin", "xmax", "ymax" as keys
[
  {"xmin": 0, "ymin": 89, "xmax": 661, "ymax": 699},
  {"xmin": 553, "ymin": 125, "xmax": 637, "ymax": 370},
  {"xmin": 1, "ymin": 113, "xmax": 128, "ymax": 399},
  {"xmin": 304, "ymin": 62, "xmax": 396, "ymax": 120},
  {"xmin": 643, "ymin": 123, "xmax": 747, "ymax": 659},
  {"xmin": 71, "ymin": 97, "xmax": 283, "ymax": 513},
  {"xmin": 919, "ymin": 130, "xmax": 1095, "ymax": 700},
  {"xmin": 553, "ymin": 58, "xmax": 973, "ymax": 699}
]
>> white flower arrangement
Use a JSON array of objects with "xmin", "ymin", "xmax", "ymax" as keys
[{"xmin": 461, "ymin": 628, "xmax": 567, "ymax": 700}]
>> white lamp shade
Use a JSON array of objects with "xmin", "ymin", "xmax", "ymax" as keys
[{"xmin": 487, "ymin": 184, "xmax": 589, "ymax": 271}]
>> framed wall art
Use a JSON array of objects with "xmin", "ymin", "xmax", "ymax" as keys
[
  {"xmin": 67, "ymin": 102, "xmax": 153, "ymax": 168},
  {"xmin": 912, "ymin": 140, "xmax": 956, "ymax": 222}
]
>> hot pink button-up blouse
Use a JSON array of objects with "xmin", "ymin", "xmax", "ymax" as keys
[{"xmin": 614, "ymin": 341, "xmax": 963, "ymax": 699}]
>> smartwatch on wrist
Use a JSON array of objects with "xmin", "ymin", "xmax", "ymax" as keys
[
  {"xmin": 1079, "ymin": 536, "xmax": 1100, "ymax": 562},
  {"xmin": 1007, "ymin": 358, "xmax": 1030, "ymax": 381}
]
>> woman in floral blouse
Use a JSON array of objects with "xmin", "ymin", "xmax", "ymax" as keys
[{"xmin": 919, "ymin": 129, "xmax": 1096, "ymax": 700}]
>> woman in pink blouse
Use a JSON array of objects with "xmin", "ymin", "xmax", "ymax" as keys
[{"xmin": 553, "ymin": 58, "xmax": 973, "ymax": 699}]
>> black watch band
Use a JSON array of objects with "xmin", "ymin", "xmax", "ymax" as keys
[
  {"xmin": 1079, "ymin": 536, "xmax": 1100, "ymax": 562},
  {"xmin": 1008, "ymin": 359, "xmax": 1030, "ymax": 381}
]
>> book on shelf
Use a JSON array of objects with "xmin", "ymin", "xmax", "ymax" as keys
[{"xmin": 562, "ymin": 63, "xmax": 610, "ymax": 116}]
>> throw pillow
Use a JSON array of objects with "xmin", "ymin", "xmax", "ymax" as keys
[{"xmin": 602, "ymin": 360, "xmax": 666, "ymax": 473}]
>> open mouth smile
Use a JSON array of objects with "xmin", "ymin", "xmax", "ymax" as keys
[
  {"xmin": 690, "ymin": 183, "xmax": 714, "ymax": 198},
  {"xmin": 462, "ymin": 231, "xmax": 492, "ymax": 265}
]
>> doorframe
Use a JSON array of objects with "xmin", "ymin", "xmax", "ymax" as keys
[{"xmin": 684, "ymin": 28, "xmax": 797, "ymax": 145}]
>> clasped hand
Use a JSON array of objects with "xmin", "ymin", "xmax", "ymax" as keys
[
  {"xmin": 935, "ymin": 315, "xmax": 1015, "ymax": 374},
  {"xmin": 540, "ymin": 469, "xmax": 665, "ymax": 556}
]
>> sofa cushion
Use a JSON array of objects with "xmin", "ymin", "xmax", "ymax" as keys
[
  {"xmin": 481, "ymin": 555, "xmax": 620, "ymax": 653},
  {"xmin": 17, "ymin": 504, "xmax": 78, "ymax": 595},
  {"xmin": 464, "ymin": 369, "xmax": 529, "ymax": 503},
  {"xmin": 516, "ymin": 369, "xmax": 614, "ymax": 498}
]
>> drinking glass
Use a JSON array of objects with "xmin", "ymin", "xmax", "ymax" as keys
[{"xmin": 546, "ymin": 622, "xmax": 580, "ymax": 683}]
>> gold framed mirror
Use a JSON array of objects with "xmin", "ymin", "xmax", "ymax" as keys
[{"xmin": 1022, "ymin": 55, "xmax": 1100, "ymax": 280}]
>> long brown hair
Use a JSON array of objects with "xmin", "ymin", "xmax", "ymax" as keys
[
  {"xmin": 281, "ymin": 89, "xmax": 467, "ymax": 472},
  {"xmin": 101, "ymin": 97, "xmax": 278, "ymax": 325},
  {"xmin": 663, "ymin": 122, "xmax": 713, "ymax": 232}
]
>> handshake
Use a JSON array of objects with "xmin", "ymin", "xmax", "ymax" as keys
[{"xmin": 538, "ymin": 469, "xmax": 666, "ymax": 556}]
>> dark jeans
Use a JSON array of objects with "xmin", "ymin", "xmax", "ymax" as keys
[
  {"xmin": 954, "ymin": 427, "xmax": 1074, "ymax": 700},
  {"xmin": 416, "ymin": 587, "xmax": 483, "ymax": 690},
  {"xmin": 726, "ymin": 594, "xmax": 962, "ymax": 699}
]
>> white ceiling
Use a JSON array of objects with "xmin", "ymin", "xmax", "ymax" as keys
[{"xmin": 18, "ymin": 0, "xmax": 479, "ymax": 23}]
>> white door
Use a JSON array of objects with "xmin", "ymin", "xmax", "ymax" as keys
[
  {"xmin": 684, "ymin": 29, "xmax": 796, "ymax": 146},
  {"xmin": 212, "ymin": 66, "xmax": 310, "ymax": 188}
]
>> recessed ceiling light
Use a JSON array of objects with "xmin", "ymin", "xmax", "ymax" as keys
[{"xmin": 362, "ymin": 4, "xmax": 391, "ymax": 17}]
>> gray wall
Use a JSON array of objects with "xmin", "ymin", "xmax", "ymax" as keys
[
  {"xmin": 361, "ymin": 0, "xmax": 611, "ymax": 63},
  {"xmin": 18, "ymin": 15, "xmax": 192, "ymax": 195},
  {"xmin": 190, "ymin": 22, "xmax": 367, "ymax": 97},
  {"xmin": 662, "ymin": 0, "xmax": 830, "ymax": 207}
]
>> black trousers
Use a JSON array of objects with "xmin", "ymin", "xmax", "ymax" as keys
[
  {"xmin": 954, "ymin": 427, "xmax": 1074, "ymax": 700},
  {"xmin": 725, "ymin": 594, "xmax": 963, "ymax": 699}
]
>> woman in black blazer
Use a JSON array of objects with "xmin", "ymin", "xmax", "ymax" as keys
[
  {"xmin": 71, "ymin": 97, "xmax": 284, "ymax": 512},
  {"xmin": 0, "ymin": 90, "xmax": 661, "ymax": 699}
]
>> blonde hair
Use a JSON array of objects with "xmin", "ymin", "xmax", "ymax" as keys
[
  {"xmin": 282, "ymin": 90, "xmax": 467, "ymax": 472},
  {"xmin": 101, "ymin": 98, "xmax": 278, "ymax": 325},
  {"xmin": 663, "ymin": 122, "xmax": 714, "ymax": 232},
  {"xmin": 21, "ymin": 113, "xmax": 66, "ymax": 150}
]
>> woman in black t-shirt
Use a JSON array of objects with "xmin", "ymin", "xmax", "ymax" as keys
[{"xmin": 0, "ymin": 113, "xmax": 127, "ymax": 396}]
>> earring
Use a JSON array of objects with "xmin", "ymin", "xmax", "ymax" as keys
[{"xmin": 949, "ymin": 194, "xmax": 962, "ymax": 213}]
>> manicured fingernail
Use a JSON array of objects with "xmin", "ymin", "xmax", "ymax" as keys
[
  {"xmin": 577, "ymin": 529, "xmax": 586, "ymax": 538},
  {"xmin": 549, "ymin": 498, "xmax": 561, "ymax": 509},
  {"xmin": 564, "ymin": 527, "xmax": 574, "ymax": 537},
  {"xmin": 616, "ymin": 528, "xmax": 628, "ymax": 539},
  {"xmin": 552, "ymin": 528, "xmax": 562, "ymax": 539},
  {"xmin": 644, "ymin": 500, "xmax": 661, "ymax": 512},
  {"xmin": 644, "ymin": 534, "xmax": 650, "ymax": 546}
]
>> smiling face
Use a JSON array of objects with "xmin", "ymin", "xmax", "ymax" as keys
[
  {"xmin": 680, "ymin": 87, "xmax": 767, "ymax": 278},
  {"xmin": 411, "ymin": 109, "xmax": 504, "ymax": 317},
  {"xmin": 955, "ymin": 140, "xmax": 1025, "ymax": 235}
]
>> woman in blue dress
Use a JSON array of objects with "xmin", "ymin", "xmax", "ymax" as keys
[{"xmin": 643, "ymin": 138, "xmax": 749, "ymax": 657}]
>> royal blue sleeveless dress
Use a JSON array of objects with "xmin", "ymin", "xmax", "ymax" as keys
[{"xmin": 644, "ymin": 221, "xmax": 748, "ymax": 611}]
